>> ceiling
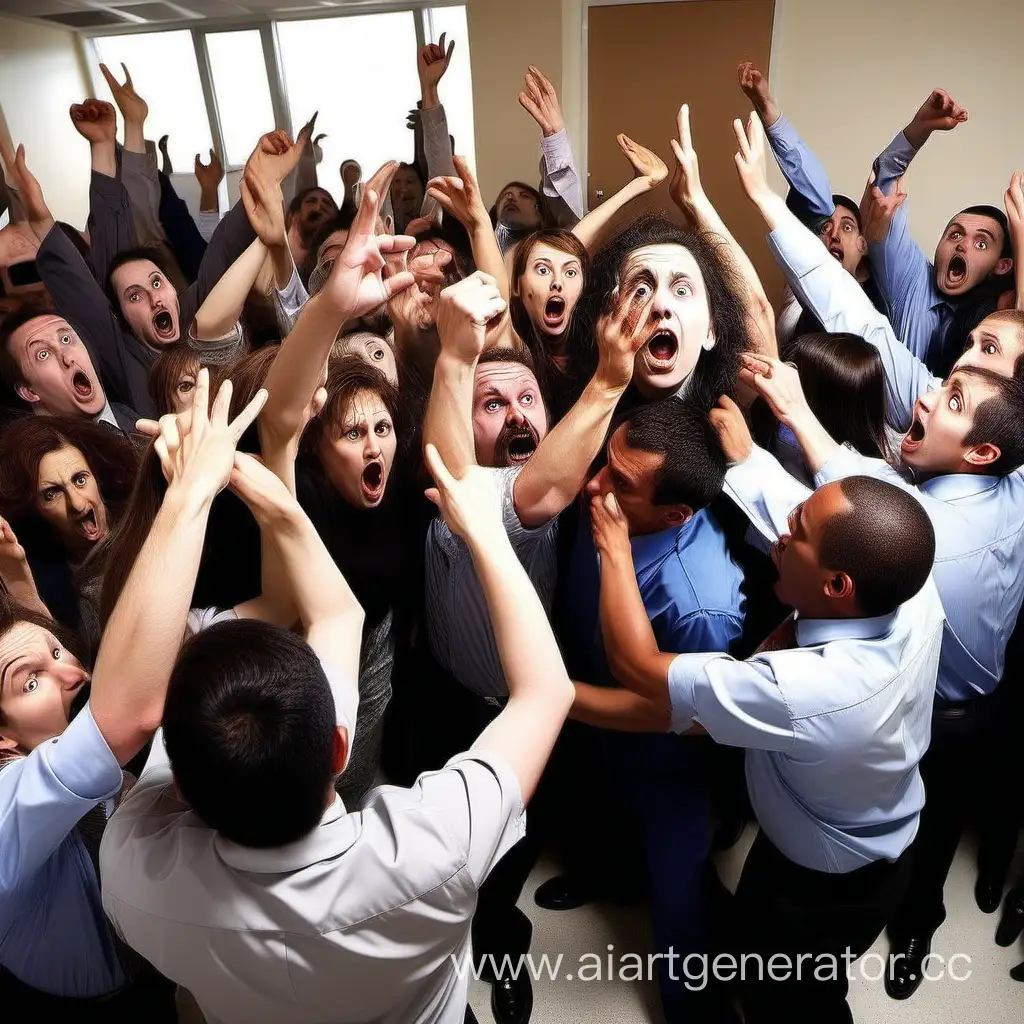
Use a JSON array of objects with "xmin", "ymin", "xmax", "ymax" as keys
[{"xmin": 0, "ymin": 0, "xmax": 378, "ymax": 31}]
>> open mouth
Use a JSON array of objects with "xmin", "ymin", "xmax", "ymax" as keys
[
  {"xmin": 828, "ymin": 245, "xmax": 844, "ymax": 262},
  {"xmin": 543, "ymin": 295, "xmax": 566, "ymax": 328},
  {"xmin": 506, "ymin": 430, "xmax": 537, "ymax": 464},
  {"xmin": 902, "ymin": 416, "xmax": 926, "ymax": 454},
  {"xmin": 153, "ymin": 309, "xmax": 174, "ymax": 338},
  {"xmin": 76, "ymin": 507, "xmax": 101, "ymax": 541},
  {"xmin": 645, "ymin": 329, "xmax": 678, "ymax": 367},
  {"xmin": 947, "ymin": 255, "xmax": 968, "ymax": 288},
  {"xmin": 360, "ymin": 460, "xmax": 385, "ymax": 503},
  {"xmin": 72, "ymin": 370, "xmax": 94, "ymax": 400}
]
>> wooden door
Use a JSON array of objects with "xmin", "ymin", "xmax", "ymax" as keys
[{"xmin": 587, "ymin": 0, "xmax": 783, "ymax": 302}]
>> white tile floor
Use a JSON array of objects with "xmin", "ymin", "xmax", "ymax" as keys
[{"xmin": 464, "ymin": 828, "xmax": 1024, "ymax": 1024}]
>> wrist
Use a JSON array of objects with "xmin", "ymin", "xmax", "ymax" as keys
[
  {"xmin": 161, "ymin": 482, "xmax": 215, "ymax": 521},
  {"xmin": 90, "ymin": 140, "xmax": 117, "ymax": 178},
  {"xmin": 592, "ymin": 365, "xmax": 631, "ymax": 399},
  {"xmin": 199, "ymin": 184, "xmax": 219, "ymax": 212},
  {"xmin": 904, "ymin": 122, "xmax": 929, "ymax": 150},
  {"xmin": 542, "ymin": 122, "xmax": 564, "ymax": 139},
  {"xmin": 421, "ymin": 83, "xmax": 440, "ymax": 109},
  {"xmin": 123, "ymin": 121, "xmax": 145, "ymax": 153}
]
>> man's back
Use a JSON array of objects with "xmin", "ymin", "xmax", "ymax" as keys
[{"xmin": 101, "ymin": 742, "xmax": 524, "ymax": 1024}]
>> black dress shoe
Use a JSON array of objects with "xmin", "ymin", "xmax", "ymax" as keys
[
  {"xmin": 534, "ymin": 873, "xmax": 596, "ymax": 911},
  {"xmin": 1011, "ymin": 960, "xmax": 1024, "ymax": 983},
  {"xmin": 885, "ymin": 935, "xmax": 931, "ymax": 1000},
  {"xmin": 490, "ymin": 974, "xmax": 533, "ymax": 1024},
  {"xmin": 996, "ymin": 889, "xmax": 1024, "ymax": 946},
  {"xmin": 976, "ymin": 870, "xmax": 1005, "ymax": 914}
]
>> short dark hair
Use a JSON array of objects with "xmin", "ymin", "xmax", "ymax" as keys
[
  {"xmin": 477, "ymin": 345, "xmax": 539, "ymax": 375},
  {"xmin": 0, "ymin": 299, "xmax": 58, "ymax": 387},
  {"xmin": 958, "ymin": 205, "xmax": 1012, "ymax": 258},
  {"xmin": 831, "ymin": 195, "xmax": 863, "ymax": 231},
  {"xmin": 303, "ymin": 207, "xmax": 357, "ymax": 282},
  {"xmin": 106, "ymin": 245, "xmax": 175, "ymax": 313},
  {"xmin": 623, "ymin": 398, "xmax": 726, "ymax": 512},
  {"xmin": 960, "ymin": 365, "xmax": 1024, "ymax": 474},
  {"xmin": 162, "ymin": 619, "xmax": 338, "ymax": 848},
  {"xmin": 819, "ymin": 476, "xmax": 935, "ymax": 617}
]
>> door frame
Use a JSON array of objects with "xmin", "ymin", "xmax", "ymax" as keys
[{"xmin": 577, "ymin": 0, "xmax": 783, "ymax": 201}]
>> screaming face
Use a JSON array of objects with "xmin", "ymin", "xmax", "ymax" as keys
[
  {"xmin": 35, "ymin": 444, "xmax": 110, "ymax": 553},
  {"xmin": 619, "ymin": 244, "xmax": 716, "ymax": 399},
  {"xmin": 318, "ymin": 389, "xmax": 398, "ymax": 509},
  {"xmin": 518, "ymin": 242, "xmax": 583, "ymax": 340},
  {"xmin": 8, "ymin": 315, "xmax": 106, "ymax": 418},
  {"xmin": 496, "ymin": 184, "xmax": 541, "ymax": 231},
  {"xmin": 817, "ymin": 206, "xmax": 866, "ymax": 277},
  {"xmin": 111, "ymin": 258, "xmax": 180, "ymax": 348},
  {"xmin": 472, "ymin": 360, "xmax": 548, "ymax": 468},
  {"xmin": 933, "ymin": 213, "xmax": 1010, "ymax": 297}
]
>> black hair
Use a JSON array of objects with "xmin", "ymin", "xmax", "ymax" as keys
[
  {"xmin": 286, "ymin": 186, "xmax": 338, "ymax": 227},
  {"xmin": 162, "ymin": 619, "xmax": 338, "ymax": 849},
  {"xmin": 831, "ymin": 195, "xmax": 862, "ymax": 231},
  {"xmin": 302, "ymin": 207, "xmax": 358, "ymax": 284},
  {"xmin": 819, "ymin": 475, "xmax": 935, "ymax": 617},
  {"xmin": 577, "ymin": 214, "xmax": 747, "ymax": 413},
  {"xmin": 489, "ymin": 181, "xmax": 556, "ymax": 231},
  {"xmin": 477, "ymin": 345, "xmax": 541, "ymax": 376},
  {"xmin": 623, "ymin": 397, "xmax": 726, "ymax": 512},
  {"xmin": 960, "ymin": 365, "xmax": 1024, "ymax": 474},
  {"xmin": 105, "ymin": 245, "xmax": 175, "ymax": 315}
]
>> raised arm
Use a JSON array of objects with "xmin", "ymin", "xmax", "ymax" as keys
[
  {"xmin": 0, "ymin": 518, "xmax": 50, "ymax": 620},
  {"xmin": 519, "ymin": 66, "xmax": 584, "ymax": 224},
  {"xmin": 738, "ymin": 61, "xmax": 834, "ymax": 222},
  {"xmin": 423, "ymin": 272, "xmax": 506, "ymax": 477},
  {"xmin": 418, "ymin": 33, "xmax": 457, "ymax": 183},
  {"xmin": 512, "ymin": 287, "xmax": 651, "ymax": 528},
  {"xmin": 425, "ymin": 444, "xmax": 574, "ymax": 803},
  {"xmin": 1006, "ymin": 171, "xmax": 1024, "ymax": 311},
  {"xmin": 571, "ymin": 134, "xmax": 668, "ymax": 252},
  {"xmin": 89, "ymin": 370, "xmax": 266, "ymax": 766},
  {"xmin": 194, "ymin": 149, "xmax": 224, "ymax": 242}
]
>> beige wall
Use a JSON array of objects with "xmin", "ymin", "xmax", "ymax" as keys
[
  {"xmin": 0, "ymin": 16, "xmax": 91, "ymax": 228},
  {"xmin": 465, "ymin": 0, "xmax": 564, "ymax": 204}
]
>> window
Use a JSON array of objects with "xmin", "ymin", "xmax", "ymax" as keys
[
  {"xmin": 92, "ymin": 31, "xmax": 213, "ymax": 171},
  {"xmin": 206, "ymin": 31, "xmax": 276, "ymax": 167},
  {"xmin": 425, "ymin": 5, "xmax": 476, "ymax": 175},
  {"xmin": 276, "ymin": 12, "xmax": 421, "ymax": 199}
]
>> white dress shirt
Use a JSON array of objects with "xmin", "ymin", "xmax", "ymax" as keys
[
  {"xmin": 667, "ymin": 445, "xmax": 944, "ymax": 873},
  {"xmin": 100, "ymin": 608, "xmax": 525, "ymax": 1024}
]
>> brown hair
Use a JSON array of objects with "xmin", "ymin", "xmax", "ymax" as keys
[
  {"xmin": 147, "ymin": 343, "xmax": 201, "ymax": 417},
  {"xmin": 0, "ymin": 416, "xmax": 138, "ymax": 529},
  {"xmin": 0, "ymin": 298, "xmax": 59, "ymax": 388},
  {"xmin": 210, "ymin": 345, "xmax": 279, "ymax": 421}
]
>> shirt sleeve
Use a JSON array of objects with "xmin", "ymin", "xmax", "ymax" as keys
[
  {"xmin": 119, "ymin": 147, "xmax": 167, "ymax": 247},
  {"xmin": 764, "ymin": 114, "xmax": 835, "ymax": 222},
  {"xmin": 812, "ymin": 444, "xmax": 917, "ymax": 494},
  {"xmin": 271, "ymin": 262, "xmax": 310, "ymax": 338},
  {"xmin": 539, "ymin": 129, "xmax": 584, "ymax": 223},
  {"xmin": 503, "ymin": 467, "xmax": 558, "ymax": 550},
  {"xmin": 195, "ymin": 210, "xmax": 221, "ymax": 244},
  {"xmin": 0, "ymin": 704, "xmax": 121, "ymax": 898},
  {"xmin": 667, "ymin": 652, "xmax": 797, "ymax": 751},
  {"xmin": 724, "ymin": 444, "xmax": 812, "ymax": 545},
  {"xmin": 87, "ymin": 166, "xmax": 138, "ymax": 287},
  {"xmin": 414, "ymin": 750, "xmax": 526, "ymax": 887},
  {"xmin": 420, "ymin": 104, "xmax": 457, "ymax": 180},
  {"xmin": 767, "ymin": 211, "xmax": 939, "ymax": 431}
]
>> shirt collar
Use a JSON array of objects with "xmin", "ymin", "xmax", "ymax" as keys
[
  {"xmin": 214, "ymin": 794, "xmax": 352, "ymax": 874},
  {"xmin": 94, "ymin": 401, "xmax": 118, "ymax": 429},
  {"xmin": 918, "ymin": 472, "xmax": 1000, "ymax": 501},
  {"xmin": 795, "ymin": 611, "xmax": 898, "ymax": 648}
]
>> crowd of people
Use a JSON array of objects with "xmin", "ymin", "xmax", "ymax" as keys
[{"xmin": 1, "ymin": 33, "xmax": 1024, "ymax": 1024}]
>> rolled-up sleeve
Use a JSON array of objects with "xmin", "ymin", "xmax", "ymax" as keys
[
  {"xmin": 272, "ymin": 263, "xmax": 310, "ymax": 338},
  {"xmin": 0, "ymin": 705, "xmax": 121, "ymax": 895},
  {"xmin": 764, "ymin": 114, "xmax": 834, "ymax": 222},
  {"xmin": 540, "ymin": 129, "xmax": 584, "ymax": 222}
]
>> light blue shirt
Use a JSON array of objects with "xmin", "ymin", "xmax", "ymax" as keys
[
  {"xmin": 0, "ymin": 704, "xmax": 126, "ymax": 996},
  {"xmin": 868, "ymin": 131, "xmax": 953, "ymax": 372},
  {"xmin": 766, "ymin": 210, "xmax": 1024, "ymax": 700},
  {"xmin": 764, "ymin": 114, "xmax": 835, "ymax": 223},
  {"xmin": 667, "ymin": 445, "xmax": 944, "ymax": 873}
]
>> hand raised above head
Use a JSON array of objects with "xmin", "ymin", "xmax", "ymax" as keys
[
  {"xmin": 69, "ymin": 98, "xmax": 117, "ymax": 145},
  {"xmin": 518, "ymin": 65, "xmax": 565, "ymax": 138},
  {"xmin": 436, "ymin": 270, "xmax": 506, "ymax": 361},
  {"xmin": 99, "ymin": 62, "xmax": 148, "ymax": 125},
  {"xmin": 423, "ymin": 443, "xmax": 505, "ymax": 544},
  {"xmin": 617, "ymin": 134, "xmax": 667, "ymax": 191},
  {"xmin": 419, "ymin": 32, "xmax": 455, "ymax": 90}
]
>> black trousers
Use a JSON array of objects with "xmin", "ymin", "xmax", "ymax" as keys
[
  {"xmin": 888, "ymin": 691, "xmax": 1006, "ymax": 941},
  {"xmin": 736, "ymin": 831, "xmax": 911, "ymax": 1024}
]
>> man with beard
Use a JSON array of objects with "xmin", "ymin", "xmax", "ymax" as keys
[
  {"xmin": 1, "ymin": 105, "xmax": 307, "ymax": 419},
  {"xmin": 0, "ymin": 303, "xmax": 138, "ymax": 432},
  {"xmin": 285, "ymin": 185, "xmax": 338, "ymax": 271},
  {"xmin": 868, "ymin": 89, "xmax": 1014, "ymax": 375},
  {"xmin": 421, "ymin": 271, "xmax": 651, "ymax": 1024}
]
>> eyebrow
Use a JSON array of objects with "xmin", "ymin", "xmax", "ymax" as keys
[
  {"xmin": 0, "ymin": 656, "xmax": 25, "ymax": 695},
  {"xmin": 976, "ymin": 227, "xmax": 998, "ymax": 243},
  {"xmin": 947, "ymin": 222, "xmax": 965, "ymax": 235}
]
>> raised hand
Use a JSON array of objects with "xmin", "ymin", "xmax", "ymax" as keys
[
  {"xmin": 158, "ymin": 134, "xmax": 172, "ymax": 174},
  {"xmin": 590, "ymin": 492, "xmax": 631, "ymax": 561},
  {"xmin": 737, "ymin": 61, "xmax": 780, "ymax": 127},
  {"xmin": 1005, "ymin": 170, "xmax": 1024, "ymax": 244},
  {"xmin": 0, "ymin": 515, "xmax": 29, "ymax": 577},
  {"xmin": 708, "ymin": 394, "xmax": 753, "ymax": 465},
  {"xmin": 595, "ymin": 285, "xmax": 656, "ymax": 390},
  {"xmin": 861, "ymin": 173, "xmax": 908, "ymax": 244},
  {"xmin": 321, "ymin": 176, "xmax": 416, "ymax": 319},
  {"xmin": 427, "ymin": 154, "xmax": 489, "ymax": 229},
  {"xmin": 151, "ymin": 368, "xmax": 267, "ymax": 500},
  {"xmin": 239, "ymin": 168, "xmax": 287, "ymax": 249},
  {"xmin": 423, "ymin": 443, "xmax": 505, "ymax": 545},
  {"xmin": 419, "ymin": 32, "xmax": 455, "ymax": 97},
  {"xmin": 99, "ymin": 62, "xmax": 148, "ymax": 126},
  {"xmin": 0, "ymin": 139, "xmax": 53, "ymax": 241},
  {"xmin": 518, "ymin": 66, "xmax": 565, "ymax": 137},
  {"xmin": 436, "ymin": 271, "xmax": 507, "ymax": 362},
  {"xmin": 243, "ymin": 128, "xmax": 309, "ymax": 188},
  {"xmin": 669, "ymin": 103, "xmax": 706, "ymax": 214},
  {"xmin": 906, "ymin": 89, "xmax": 968, "ymax": 148},
  {"xmin": 617, "ymin": 134, "xmax": 668, "ymax": 191},
  {"xmin": 194, "ymin": 149, "xmax": 224, "ymax": 190},
  {"xmin": 733, "ymin": 111, "xmax": 773, "ymax": 208},
  {"xmin": 69, "ymin": 98, "xmax": 117, "ymax": 145},
  {"xmin": 738, "ymin": 352, "xmax": 811, "ymax": 427},
  {"xmin": 229, "ymin": 451, "xmax": 302, "ymax": 525},
  {"xmin": 0, "ymin": 222, "xmax": 39, "ymax": 268}
]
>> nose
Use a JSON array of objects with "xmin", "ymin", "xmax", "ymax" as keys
[
  {"xmin": 550, "ymin": 276, "xmax": 562, "ymax": 292},
  {"xmin": 507, "ymin": 404, "xmax": 527, "ymax": 427},
  {"xmin": 586, "ymin": 466, "xmax": 609, "ymax": 497},
  {"xmin": 364, "ymin": 434, "xmax": 382, "ymax": 459},
  {"xmin": 60, "ymin": 348, "xmax": 74, "ymax": 369},
  {"xmin": 58, "ymin": 662, "xmax": 87, "ymax": 690},
  {"xmin": 66, "ymin": 489, "xmax": 88, "ymax": 515},
  {"xmin": 918, "ymin": 392, "xmax": 935, "ymax": 415}
]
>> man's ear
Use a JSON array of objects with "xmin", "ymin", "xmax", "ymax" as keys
[
  {"xmin": 660, "ymin": 504, "xmax": 693, "ymax": 530},
  {"xmin": 856, "ymin": 235, "xmax": 868, "ymax": 256},
  {"xmin": 15, "ymin": 384, "xmax": 40, "ymax": 406},
  {"xmin": 964, "ymin": 442, "xmax": 1000, "ymax": 469},
  {"xmin": 822, "ymin": 571, "xmax": 854, "ymax": 602},
  {"xmin": 331, "ymin": 725, "xmax": 349, "ymax": 776}
]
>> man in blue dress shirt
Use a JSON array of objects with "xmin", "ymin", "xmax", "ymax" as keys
[
  {"xmin": 578, "ymin": 396, "xmax": 941, "ymax": 1024},
  {"xmin": 554, "ymin": 397, "xmax": 746, "ymax": 1024}
]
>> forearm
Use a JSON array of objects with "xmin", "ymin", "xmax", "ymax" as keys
[
  {"xmin": 572, "ymin": 176, "xmax": 649, "ymax": 252},
  {"xmin": 90, "ymin": 486, "xmax": 212, "ymax": 764},
  {"xmin": 763, "ymin": 114, "xmax": 834, "ymax": 222},
  {"xmin": 599, "ymin": 544, "xmax": 674, "ymax": 702},
  {"xmin": 782, "ymin": 410, "xmax": 841, "ymax": 475},
  {"xmin": 269, "ymin": 241, "xmax": 295, "ymax": 291},
  {"xmin": 1015, "ymin": 232, "xmax": 1024, "ymax": 311},
  {"xmin": 192, "ymin": 237, "xmax": 266, "ymax": 341},
  {"xmin": 91, "ymin": 141, "xmax": 117, "ymax": 180},
  {"xmin": 514, "ymin": 375, "xmax": 625, "ymax": 528},
  {"xmin": 468, "ymin": 222, "xmax": 510, "ymax": 300},
  {"xmin": 199, "ymin": 183, "xmax": 220, "ymax": 214},
  {"xmin": 421, "ymin": 102, "xmax": 456, "ymax": 179},
  {"xmin": 123, "ymin": 119, "xmax": 145, "ymax": 155},
  {"xmin": 569, "ymin": 682, "xmax": 670, "ymax": 732},
  {"xmin": 424, "ymin": 351, "xmax": 478, "ymax": 476},
  {"xmin": 541, "ymin": 129, "xmax": 585, "ymax": 220},
  {"xmin": 0, "ymin": 561, "xmax": 50, "ymax": 620}
]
